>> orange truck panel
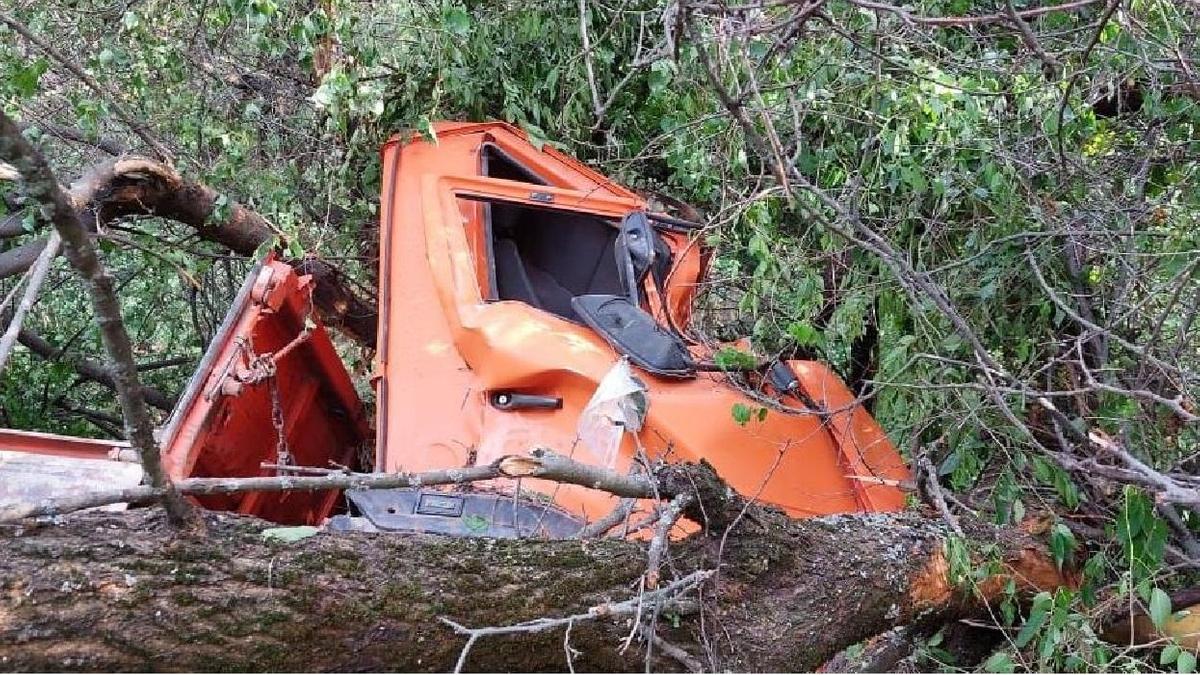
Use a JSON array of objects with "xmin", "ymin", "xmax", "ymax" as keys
[
  {"xmin": 375, "ymin": 121, "xmax": 910, "ymax": 523},
  {"xmin": 157, "ymin": 257, "xmax": 372, "ymax": 524}
]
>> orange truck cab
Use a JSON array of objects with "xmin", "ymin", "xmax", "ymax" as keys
[{"xmin": 0, "ymin": 121, "xmax": 910, "ymax": 536}]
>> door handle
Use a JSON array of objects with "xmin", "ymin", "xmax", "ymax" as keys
[{"xmin": 490, "ymin": 391, "xmax": 562, "ymax": 411}]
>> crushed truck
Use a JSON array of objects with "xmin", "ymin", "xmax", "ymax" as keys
[{"xmin": 0, "ymin": 121, "xmax": 911, "ymax": 536}]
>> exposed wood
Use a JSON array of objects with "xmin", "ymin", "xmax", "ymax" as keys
[
  {"xmin": 0, "ymin": 505, "xmax": 1072, "ymax": 672},
  {"xmin": 290, "ymin": 256, "xmax": 378, "ymax": 349}
]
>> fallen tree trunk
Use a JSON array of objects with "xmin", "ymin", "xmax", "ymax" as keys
[{"xmin": 0, "ymin": 504, "xmax": 1072, "ymax": 672}]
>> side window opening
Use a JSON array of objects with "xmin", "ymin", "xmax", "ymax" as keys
[
  {"xmin": 486, "ymin": 201, "xmax": 624, "ymax": 321},
  {"xmin": 481, "ymin": 143, "xmax": 548, "ymax": 185}
]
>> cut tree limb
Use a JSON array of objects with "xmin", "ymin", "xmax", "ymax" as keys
[{"xmin": 0, "ymin": 505, "xmax": 1074, "ymax": 672}]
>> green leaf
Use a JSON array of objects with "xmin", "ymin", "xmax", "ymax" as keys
[
  {"xmin": 983, "ymin": 651, "xmax": 1015, "ymax": 673},
  {"xmin": 463, "ymin": 514, "xmax": 489, "ymax": 532},
  {"xmin": 937, "ymin": 450, "xmax": 960, "ymax": 476},
  {"xmin": 261, "ymin": 526, "xmax": 319, "ymax": 543},
  {"xmin": 1049, "ymin": 523, "xmax": 1077, "ymax": 569},
  {"xmin": 12, "ymin": 59, "xmax": 48, "ymax": 97},
  {"xmin": 1180, "ymin": 651, "xmax": 1197, "ymax": 674},
  {"xmin": 443, "ymin": 7, "xmax": 470, "ymax": 35},
  {"xmin": 731, "ymin": 403, "xmax": 752, "ymax": 426},
  {"xmin": 648, "ymin": 60, "xmax": 673, "ymax": 96},
  {"xmin": 1151, "ymin": 587, "xmax": 1173, "ymax": 629},
  {"xmin": 714, "ymin": 347, "xmax": 757, "ymax": 370},
  {"xmin": 1014, "ymin": 591, "xmax": 1051, "ymax": 648},
  {"xmin": 786, "ymin": 322, "xmax": 822, "ymax": 347},
  {"xmin": 1162, "ymin": 644, "xmax": 1181, "ymax": 666}
]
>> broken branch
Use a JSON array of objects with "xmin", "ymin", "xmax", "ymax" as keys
[{"xmin": 0, "ymin": 157, "xmax": 378, "ymax": 347}]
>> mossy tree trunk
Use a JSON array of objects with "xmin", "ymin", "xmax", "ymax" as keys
[{"xmin": 0, "ymin": 507, "xmax": 1071, "ymax": 672}]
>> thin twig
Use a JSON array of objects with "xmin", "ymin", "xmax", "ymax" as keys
[
  {"xmin": 0, "ymin": 13, "xmax": 173, "ymax": 162},
  {"xmin": 0, "ymin": 448, "xmax": 666, "ymax": 523},
  {"xmin": 1054, "ymin": 0, "xmax": 1124, "ymax": 167},
  {"xmin": 646, "ymin": 493, "xmax": 692, "ymax": 589},
  {"xmin": 847, "ymin": 0, "xmax": 1104, "ymax": 27},
  {"xmin": 573, "ymin": 497, "xmax": 637, "ymax": 538},
  {"xmin": 1005, "ymin": 0, "xmax": 1061, "ymax": 74},
  {"xmin": 440, "ymin": 570, "xmax": 714, "ymax": 674}
]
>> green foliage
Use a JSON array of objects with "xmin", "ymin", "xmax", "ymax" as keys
[
  {"xmin": 713, "ymin": 347, "xmax": 757, "ymax": 370},
  {"xmin": 729, "ymin": 402, "xmax": 766, "ymax": 426},
  {"xmin": 1149, "ymin": 587, "xmax": 1173, "ymax": 630},
  {"xmin": 1116, "ymin": 486, "xmax": 1168, "ymax": 583}
]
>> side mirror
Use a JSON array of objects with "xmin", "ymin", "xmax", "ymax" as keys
[
  {"xmin": 613, "ymin": 211, "xmax": 656, "ymax": 302},
  {"xmin": 571, "ymin": 294, "xmax": 695, "ymax": 378}
]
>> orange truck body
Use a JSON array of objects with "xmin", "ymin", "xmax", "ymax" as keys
[{"xmin": 0, "ymin": 121, "xmax": 910, "ymax": 533}]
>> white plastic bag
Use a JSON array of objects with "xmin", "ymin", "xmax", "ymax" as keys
[{"xmin": 578, "ymin": 357, "xmax": 649, "ymax": 468}]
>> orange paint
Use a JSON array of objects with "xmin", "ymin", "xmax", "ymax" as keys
[{"xmin": 374, "ymin": 121, "xmax": 910, "ymax": 522}]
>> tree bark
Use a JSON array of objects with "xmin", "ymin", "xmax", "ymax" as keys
[{"xmin": 0, "ymin": 506, "xmax": 1072, "ymax": 672}]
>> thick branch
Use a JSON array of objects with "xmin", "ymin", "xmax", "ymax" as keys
[
  {"xmin": 0, "ymin": 238, "xmax": 48, "ymax": 279},
  {"xmin": 0, "ymin": 157, "xmax": 378, "ymax": 347}
]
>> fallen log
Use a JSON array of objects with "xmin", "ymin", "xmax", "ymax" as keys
[{"xmin": 0, "ymin": 504, "xmax": 1072, "ymax": 672}]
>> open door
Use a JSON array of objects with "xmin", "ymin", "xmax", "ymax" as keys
[{"xmin": 159, "ymin": 256, "xmax": 371, "ymax": 525}]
